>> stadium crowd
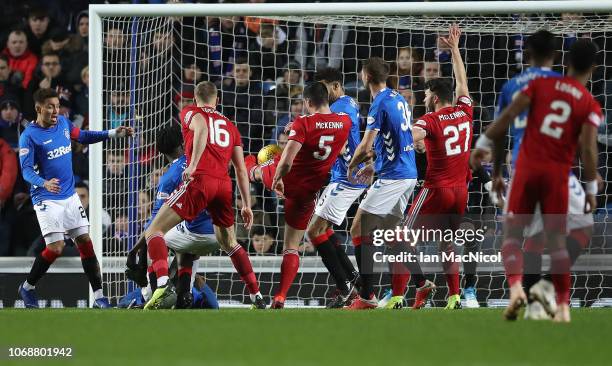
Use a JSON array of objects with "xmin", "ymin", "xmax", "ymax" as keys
[{"xmin": 1, "ymin": 0, "xmax": 612, "ymax": 258}]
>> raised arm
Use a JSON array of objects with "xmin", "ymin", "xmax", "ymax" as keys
[
  {"xmin": 440, "ymin": 24, "xmax": 468, "ymax": 98},
  {"xmin": 69, "ymin": 119, "xmax": 134, "ymax": 145},
  {"xmin": 183, "ymin": 113, "xmax": 208, "ymax": 182},
  {"xmin": 231, "ymin": 145, "xmax": 253, "ymax": 229}
]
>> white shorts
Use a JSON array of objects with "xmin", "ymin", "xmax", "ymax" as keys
[
  {"xmin": 34, "ymin": 193, "xmax": 89, "ymax": 245},
  {"xmin": 314, "ymin": 183, "xmax": 365, "ymax": 225},
  {"xmin": 524, "ymin": 174, "xmax": 594, "ymax": 237},
  {"xmin": 359, "ymin": 178, "xmax": 417, "ymax": 218},
  {"xmin": 165, "ymin": 222, "xmax": 219, "ymax": 256}
]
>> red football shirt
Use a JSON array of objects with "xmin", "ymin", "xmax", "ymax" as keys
[
  {"xmin": 284, "ymin": 112, "xmax": 352, "ymax": 192},
  {"xmin": 413, "ymin": 95, "xmax": 473, "ymax": 188},
  {"xmin": 517, "ymin": 76, "xmax": 602, "ymax": 170},
  {"xmin": 179, "ymin": 105, "xmax": 242, "ymax": 179}
]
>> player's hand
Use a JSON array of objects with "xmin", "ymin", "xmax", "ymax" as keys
[
  {"xmin": 283, "ymin": 122, "xmax": 293, "ymax": 134},
  {"xmin": 491, "ymin": 175, "xmax": 506, "ymax": 208},
  {"xmin": 39, "ymin": 77, "xmax": 51, "ymax": 89},
  {"xmin": 115, "ymin": 126, "xmax": 135, "ymax": 138},
  {"xmin": 241, "ymin": 206, "xmax": 253, "ymax": 230},
  {"xmin": 439, "ymin": 24, "xmax": 461, "ymax": 50},
  {"xmin": 43, "ymin": 178, "xmax": 61, "ymax": 193},
  {"xmin": 272, "ymin": 176, "xmax": 284, "ymax": 198},
  {"xmin": 182, "ymin": 165, "xmax": 195, "ymax": 182},
  {"xmin": 584, "ymin": 194, "xmax": 597, "ymax": 214},
  {"xmin": 355, "ymin": 163, "xmax": 375, "ymax": 185},
  {"xmin": 470, "ymin": 148, "xmax": 490, "ymax": 169}
]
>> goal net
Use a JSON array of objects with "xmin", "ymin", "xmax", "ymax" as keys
[{"xmin": 93, "ymin": 4, "xmax": 612, "ymax": 308}]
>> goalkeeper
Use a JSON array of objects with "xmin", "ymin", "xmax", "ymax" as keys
[{"xmin": 126, "ymin": 123, "xmax": 220, "ymax": 309}]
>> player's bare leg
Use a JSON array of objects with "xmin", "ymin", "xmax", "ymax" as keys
[
  {"xmin": 143, "ymin": 204, "xmax": 183, "ymax": 310},
  {"xmin": 215, "ymin": 225, "xmax": 265, "ymax": 309},
  {"xmin": 501, "ymin": 226, "xmax": 527, "ymax": 320},
  {"xmin": 272, "ymin": 225, "xmax": 304, "ymax": 309},
  {"xmin": 307, "ymin": 215, "xmax": 356, "ymax": 308},
  {"xmin": 19, "ymin": 239, "xmax": 64, "ymax": 308},
  {"xmin": 75, "ymin": 233, "xmax": 111, "ymax": 308}
]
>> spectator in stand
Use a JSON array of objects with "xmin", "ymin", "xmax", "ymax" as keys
[
  {"xmin": 24, "ymin": 52, "xmax": 72, "ymax": 120},
  {"xmin": 0, "ymin": 136, "xmax": 17, "ymax": 255},
  {"xmin": 248, "ymin": 23, "xmax": 289, "ymax": 81},
  {"xmin": 220, "ymin": 58, "xmax": 263, "ymax": 153},
  {"xmin": 176, "ymin": 60, "xmax": 203, "ymax": 93},
  {"xmin": 25, "ymin": 6, "xmax": 52, "ymax": 56},
  {"xmin": 107, "ymin": 87, "xmax": 130, "ymax": 129},
  {"xmin": 74, "ymin": 11, "xmax": 89, "ymax": 52},
  {"xmin": 0, "ymin": 99, "xmax": 28, "ymax": 149},
  {"xmin": 388, "ymin": 47, "xmax": 423, "ymax": 108},
  {"xmin": 75, "ymin": 182, "xmax": 111, "ymax": 234},
  {"xmin": 413, "ymin": 56, "xmax": 442, "ymax": 117},
  {"xmin": 103, "ymin": 26, "xmax": 129, "ymax": 81},
  {"xmin": 268, "ymin": 98, "xmax": 303, "ymax": 145},
  {"xmin": 249, "ymin": 226, "xmax": 279, "ymax": 255},
  {"xmin": 208, "ymin": 16, "xmax": 248, "ymax": 82},
  {"xmin": 103, "ymin": 150, "xmax": 129, "ymax": 217},
  {"xmin": 72, "ymin": 140, "xmax": 88, "ymax": 183},
  {"xmin": 0, "ymin": 54, "xmax": 23, "ymax": 104},
  {"xmin": 2, "ymin": 30, "xmax": 38, "ymax": 89},
  {"xmin": 73, "ymin": 65, "xmax": 89, "ymax": 119},
  {"xmin": 174, "ymin": 91, "xmax": 194, "ymax": 118},
  {"xmin": 235, "ymin": 188, "xmax": 271, "ymax": 244},
  {"xmin": 42, "ymin": 27, "xmax": 87, "ymax": 89},
  {"xmin": 263, "ymin": 61, "xmax": 303, "ymax": 131}
]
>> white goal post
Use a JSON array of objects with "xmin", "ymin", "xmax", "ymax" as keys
[{"xmin": 87, "ymin": 1, "xmax": 612, "ymax": 307}]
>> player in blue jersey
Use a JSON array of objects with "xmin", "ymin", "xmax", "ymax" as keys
[
  {"xmin": 472, "ymin": 30, "xmax": 597, "ymax": 319},
  {"xmin": 346, "ymin": 57, "xmax": 419, "ymax": 309},
  {"xmin": 125, "ymin": 124, "xmax": 233, "ymax": 309},
  {"xmin": 17, "ymin": 88, "xmax": 134, "ymax": 308},
  {"xmin": 303, "ymin": 68, "xmax": 365, "ymax": 308}
]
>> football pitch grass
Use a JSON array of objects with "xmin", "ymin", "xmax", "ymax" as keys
[{"xmin": 1, "ymin": 308, "xmax": 610, "ymax": 366}]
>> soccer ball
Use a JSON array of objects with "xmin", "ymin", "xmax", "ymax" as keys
[{"xmin": 257, "ymin": 144, "xmax": 282, "ymax": 164}]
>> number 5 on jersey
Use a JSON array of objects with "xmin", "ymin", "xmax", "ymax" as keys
[{"xmin": 314, "ymin": 135, "xmax": 334, "ymax": 160}]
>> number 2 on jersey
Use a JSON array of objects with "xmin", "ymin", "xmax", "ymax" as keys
[
  {"xmin": 313, "ymin": 135, "xmax": 334, "ymax": 160},
  {"xmin": 443, "ymin": 122, "xmax": 470, "ymax": 156},
  {"xmin": 540, "ymin": 100, "xmax": 571, "ymax": 139}
]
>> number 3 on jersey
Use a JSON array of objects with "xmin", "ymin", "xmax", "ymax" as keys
[
  {"xmin": 314, "ymin": 135, "xmax": 334, "ymax": 160},
  {"xmin": 444, "ymin": 122, "xmax": 470, "ymax": 156},
  {"xmin": 208, "ymin": 117, "xmax": 230, "ymax": 147}
]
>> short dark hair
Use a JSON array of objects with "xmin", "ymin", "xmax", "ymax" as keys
[
  {"xmin": 194, "ymin": 81, "xmax": 217, "ymax": 103},
  {"xmin": 28, "ymin": 6, "xmax": 49, "ymax": 20},
  {"xmin": 42, "ymin": 52, "xmax": 60, "ymax": 61},
  {"xmin": 75, "ymin": 182, "xmax": 89, "ymax": 190},
  {"xmin": 0, "ymin": 54, "xmax": 9, "ymax": 64},
  {"xmin": 525, "ymin": 30, "xmax": 557, "ymax": 64},
  {"xmin": 33, "ymin": 88, "xmax": 58, "ymax": 105},
  {"xmin": 234, "ymin": 56, "xmax": 249, "ymax": 65},
  {"xmin": 314, "ymin": 67, "xmax": 343, "ymax": 84},
  {"xmin": 568, "ymin": 39, "xmax": 598, "ymax": 74},
  {"xmin": 424, "ymin": 78, "xmax": 454, "ymax": 104},
  {"xmin": 303, "ymin": 82, "xmax": 329, "ymax": 108},
  {"xmin": 156, "ymin": 123, "xmax": 183, "ymax": 156},
  {"xmin": 362, "ymin": 57, "xmax": 390, "ymax": 84}
]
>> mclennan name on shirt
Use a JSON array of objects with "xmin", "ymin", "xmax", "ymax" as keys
[
  {"xmin": 316, "ymin": 121, "xmax": 345, "ymax": 129},
  {"xmin": 555, "ymin": 80, "xmax": 583, "ymax": 100},
  {"xmin": 438, "ymin": 110, "xmax": 467, "ymax": 121}
]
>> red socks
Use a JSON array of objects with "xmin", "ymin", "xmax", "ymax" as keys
[
  {"xmin": 502, "ymin": 238, "xmax": 523, "ymax": 287},
  {"xmin": 550, "ymin": 248, "xmax": 571, "ymax": 305},
  {"xmin": 391, "ymin": 265, "xmax": 411, "ymax": 297},
  {"xmin": 275, "ymin": 249, "xmax": 299, "ymax": 302},
  {"xmin": 77, "ymin": 239, "xmax": 96, "ymax": 259},
  {"xmin": 441, "ymin": 247, "xmax": 459, "ymax": 296},
  {"xmin": 147, "ymin": 234, "xmax": 169, "ymax": 278},
  {"xmin": 228, "ymin": 245, "xmax": 260, "ymax": 295},
  {"xmin": 41, "ymin": 247, "xmax": 60, "ymax": 263}
]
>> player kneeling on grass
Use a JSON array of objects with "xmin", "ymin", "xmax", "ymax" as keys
[
  {"xmin": 245, "ymin": 82, "xmax": 352, "ymax": 309},
  {"xmin": 18, "ymin": 88, "xmax": 134, "ymax": 308},
  {"xmin": 126, "ymin": 124, "xmax": 221, "ymax": 309},
  {"xmin": 143, "ymin": 81, "xmax": 265, "ymax": 310}
]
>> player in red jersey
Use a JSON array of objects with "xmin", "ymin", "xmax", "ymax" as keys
[
  {"xmin": 390, "ymin": 25, "xmax": 471, "ymax": 310},
  {"xmin": 474, "ymin": 40, "xmax": 601, "ymax": 322},
  {"xmin": 143, "ymin": 81, "xmax": 266, "ymax": 310},
  {"xmin": 247, "ymin": 82, "xmax": 352, "ymax": 308}
]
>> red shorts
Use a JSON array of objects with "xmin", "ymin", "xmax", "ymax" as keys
[
  {"xmin": 404, "ymin": 186, "xmax": 467, "ymax": 231},
  {"xmin": 166, "ymin": 174, "xmax": 234, "ymax": 228},
  {"xmin": 506, "ymin": 164, "xmax": 569, "ymax": 232},
  {"xmin": 259, "ymin": 159, "xmax": 318, "ymax": 230}
]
